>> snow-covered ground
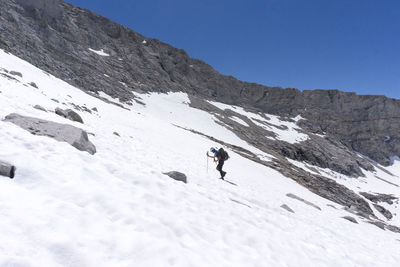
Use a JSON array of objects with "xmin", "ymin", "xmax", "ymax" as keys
[{"xmin": 0, "ymin": 49, "xmax": 399, "ymax": 266}]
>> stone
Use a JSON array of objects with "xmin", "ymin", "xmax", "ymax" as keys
[
  {"xmin": 280, "ymin": 204, "xmax": 294, "ymax": 213},
  {"xmin": 0, "ymin": 161, "xmax": 16, "ymax": 179},
  {"xmin": 113, "ymin": 132, "xmax": 120, "ymax": 137},
  {"xmin": 28, "ymin": 82, "xmax": 38, "ymax": 88},
  {"xmin": 9, "ymin": 71, "xmax": 22, "ymax": 77},
  {"xmin": 163, "ymin": 171, "xmax": 187, "ymax": 184},
  {"xmin": 55, "ymin": 108, "xmax": 83, "ymax": 123},
  {"xmin": 342, "ymin": 216, "xmax": 358, "ymax": 224},
  {"xmin": 4, "ymin": 113, "xmax": 96, "ymax": 155},
  {"xmin": 33, "ymin": 105, "xmax": 46, "ymax": 112}
]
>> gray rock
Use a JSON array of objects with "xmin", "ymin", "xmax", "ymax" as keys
[
  {"xmin": 55, "ymin": 108, "xmax": 83, "ymax": 123},
  {"xmin": 113, "ymin": 132, "xmax": 120, "ymax": 137},
  {"xmin": 360, "ymin": 192, "xmax": 398, "ymax": 205},
  {"xmin": 51, "ymin": 98, "xmax": 59, "ymax": 103},
  {"xmin": 373, "ymin": 204, "xmax": 393, "ymax": 220},
  {"xmin": 4, "ymin": 113, "xmax": 96, "ymax": 155},
  {"xmin": 386, "ymin": 225, "xmax": 400, "ymax": 233},
  {"xmin": 33, "ymin": 105, "xmax": 46, "ymax": 112},
  {"xmin": 9, "ymin": 71, "xmax": 22, "ymax": 77},
  {"xmin": 367, "ymin": 221, "xmax": 386, "ymax": 230},
  {"xmin": 28, "ymin": 82, "xmax": 38, "ymax": 88},
  {"xmin": 163, "ymin": 171, "xmax": 187, "ymax": 183},
  {"xmin": 280, "ymin": 204, "xmax": 294, "ymax": 213},
  {"xmin": 286, "ymin": 193, "xmax": 322, "ymax": 210},
  {"xmin": 0, "ymin": 161, "xmax": 16, "ymax": 179},
  {"xmin": 342, "ymin": 216, "xmax": 358, "ymax": 224}
]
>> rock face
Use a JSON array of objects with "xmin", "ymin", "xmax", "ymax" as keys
[
  {"xmin": 55, "ymin": 108, "xmax": 84, "ymax": 123},
  {"xmin": 163, "ymin": 171, "xmax": 187, "ymax": 184},
  {"xmin": 1, "ymin": 0, "xmax": 400, "ymax": 166},
  {"xmin": 4, "ymin": 113, "xmax": 96, "ymax": 155}
]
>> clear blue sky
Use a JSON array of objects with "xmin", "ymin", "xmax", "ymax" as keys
[{"xmin": 67, "ymin": 0, "xmax": 400, "ymax": 99}]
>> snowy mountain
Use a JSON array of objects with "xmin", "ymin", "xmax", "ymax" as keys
[
  {"xmin": 1, "ymin": 47, "xmax": 399, "ymax": 267},
  {"xmin": 0, "ymin": 0, "xmax": 400, "ymax": 266}
]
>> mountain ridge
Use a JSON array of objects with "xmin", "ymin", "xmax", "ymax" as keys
[{"xmin": 1, "ymin": 0, "xmax": 400, "ymax": 167}]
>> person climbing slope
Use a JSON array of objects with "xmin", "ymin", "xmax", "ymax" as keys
[{"xmin": 207, "ymin": 147, "xmax": 229, "ymax": 179}]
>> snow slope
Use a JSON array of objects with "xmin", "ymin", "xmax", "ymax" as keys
[{"xmin": 0, "ymin": 49, "xmax": 399, "ymax": 267}]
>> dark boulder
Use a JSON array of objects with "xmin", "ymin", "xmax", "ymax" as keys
[
  {"xmin": 0, "ymin": 161, "xmax": 16, "ymax": 179},
  {"xmin": 9, "ymin": 71, "xmax": 22, "ymax": 77},
  {"xmin": 33, "ymin": 105, "xmax": 46, "ymax": 112},
  {"xmin": 342, "ymin": 216, "xmax": 358, "ymax": 224},
  {"xmin": 280, "ymin": 204, "xmax": 294, "ymax": 213},
  {"xmin": 163, "ymin": 171, "xmax": 187, "ymax": 184}
]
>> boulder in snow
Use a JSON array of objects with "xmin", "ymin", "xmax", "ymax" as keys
[
  {"xmin": 34, "ymin": 105, "xmax": 47, "ymax": 112},
  {"xmin": 342, "ymin": 216, "xmax": 358, "ymax": 224},
  {"xmin": 9, "ymin": 70, "xmax": 22, "ymax": 77},
  {"xmin": 55, "ymin": 107, "xmax": 83, "ymax": 123},
  {"xmin": 280, "ymin": 204, "xmax": 294, "ymax": 213},
  {"xmin": 163, "ymin": 171, "xmax": 187, "ymax": 184},
  {"xmin": 4, "ymin": 113, "xmax": 96, "ymax": 155},
  {"xmin": 0, "ymin": 161, "xmax": 16, "ymax": 179},
  {"xmin": 28, "ymin": 82, "xmax": 38, "ymax": 88}
]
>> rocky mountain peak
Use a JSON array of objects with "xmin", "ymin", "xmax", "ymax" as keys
[{"xmin": 1, "ymin": 0, "xmax": 400, "ymax": 168}]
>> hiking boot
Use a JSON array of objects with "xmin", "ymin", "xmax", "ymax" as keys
[{"xmin": 221, "ymin": 171, "xmax": 226, "ymax": 179}]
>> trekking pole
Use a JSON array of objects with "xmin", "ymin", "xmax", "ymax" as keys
[{"xmin": 206, "ymin": 152, "xmax": 209, "ymax": 173}]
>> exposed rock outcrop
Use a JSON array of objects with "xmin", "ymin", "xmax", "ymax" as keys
[
  {"xmin": 373, "ymin": 204, "xmax": 393, "ymax": 220},
  {"xmin": 4, "ymin": 113, "xmax": 96, "ymax": 155},
  {"xmin": 360, "ymin": 192, "xmax": 398, "ymax": 205}
]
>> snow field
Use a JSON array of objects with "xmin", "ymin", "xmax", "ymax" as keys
[{"xmin": 0, "ymin": 50, "xmax": 399, "ymax": 266}]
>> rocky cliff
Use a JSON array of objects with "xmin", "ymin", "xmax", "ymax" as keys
[{"xmin": 1, "ymin": 0, "xmax": 400, "ymax": 168}]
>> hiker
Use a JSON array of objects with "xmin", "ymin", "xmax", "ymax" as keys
[{"xmin": 207, "ymin": 147, "xmax": 228, "ymax": 179}]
